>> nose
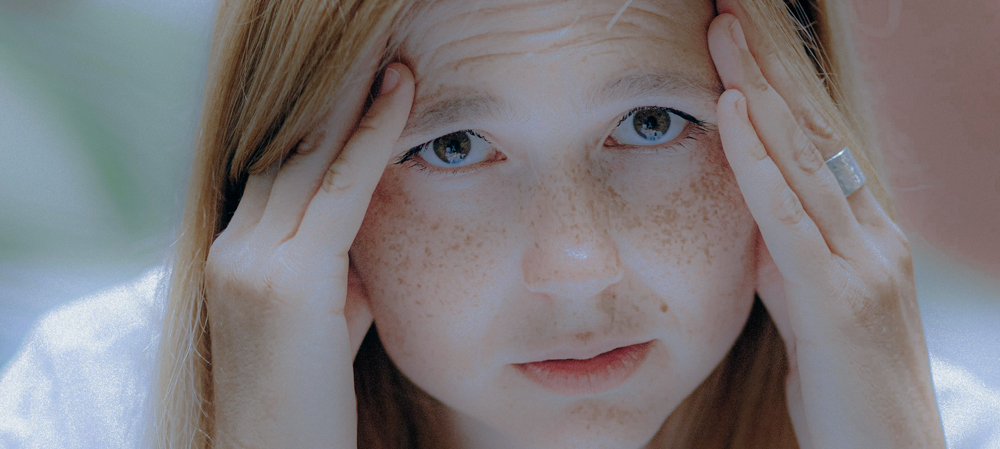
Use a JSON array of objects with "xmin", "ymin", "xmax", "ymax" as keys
[{"xmin": 521, "ymin": 159, "xmax": 623, "ymax": 299}]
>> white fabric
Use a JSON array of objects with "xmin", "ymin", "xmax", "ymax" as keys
[
  {"xmin": 1, "ymin": 256, "xmax": 999, "ymax": 448},
  {"xmin": 0, "ymin": 266, "xmax": 165, "ymax": 449}
]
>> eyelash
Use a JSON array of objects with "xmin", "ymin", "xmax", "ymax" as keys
[{"xmin": 394, "ymin": 107, "xmax": 709, "ymax": 177}]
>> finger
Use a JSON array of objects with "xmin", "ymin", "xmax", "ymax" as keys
[
  {"xmin": 718, "ymin": 88, "xmax": 830, "ymax": 283},
  {"xmin": 848, "ymin": 185, "xmax": 896, "ymax": 231},
  {"xmin": 712, "ymin": 5, "xmax": 892, "ymax": 231},
  {"xmin": 292, "ymin": 63, "xmax": 414, "ymax": 257},
  {"xmin": 225, "ymin": 162, "xmax": 278, "ymax": 237},
  {"xmin": 750, "ymin": 47, "xmax": 893, "ymax": 233},
  {"xmin": 709, "ymin": 14, "xmax": 864, "ymax": 258},
  {"xmin": 255, "ymin": 52, "xmax": 388, "ymax": 248}
]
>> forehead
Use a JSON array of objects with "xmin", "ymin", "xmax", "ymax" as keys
[
  {"xmin": 395, "ymin": 0, "xmax": 720, "ymax": 137},
  {"xmin": 398, "ymin": 0, "xmax": 716, "ymax": 77},
  {"xmin": 399, "ymin": 0, "xmax": 715, "ymax": 65}
]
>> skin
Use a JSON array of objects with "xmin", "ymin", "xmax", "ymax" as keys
[
  {"xmin": 205, "ymin": 0, "xmax": 946, "ymax": 447},
  {"xmin": 349, "ymin": 1, "xmax": 757, "ymax": 448}
]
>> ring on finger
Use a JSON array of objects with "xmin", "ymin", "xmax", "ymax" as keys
[{"xmin": 824, "ymin": 147, "xmax": 866, "ymax": 197}]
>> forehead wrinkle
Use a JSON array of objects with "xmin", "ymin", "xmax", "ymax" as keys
[
  {"xmin": 401, "ymin": 91, "xmax": 517, "ymax": 140},
  {"xmin": 415, "ymin": 10, "xmax": 604, "ymax": 72},
  {"xmin": 406, "ymin": 0, "xmax": 709, "ymax": 78},
  {"xmin": 397, "ymin": 0, "xmax": 720, "ymax": 140},
  {"xmin": 400, "ymin": 66, "xmax": 721, "ymax": 141},
  {"xmin": 403, "ymin": 1, "xmax": 584, "ymax": 67}
]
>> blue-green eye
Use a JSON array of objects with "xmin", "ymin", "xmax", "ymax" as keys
[
  {"xmin": 610, "ymin": 106, "xmax": 688, "ymax": 146},
  {"xmin": 393, "ymin": 107, "xmax": 707, "ymax": 175},
  {"xmin": 412, "ymin": 130, "xmax": 494, "ymax": 169},
  {"xmin": 394, "ymin": 130, "xmax": 498, "ymax": 176}
]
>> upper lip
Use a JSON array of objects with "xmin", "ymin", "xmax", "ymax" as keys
[{"xmin": 516, "ymin": 338, "xmax": 653, "ymax": 364}]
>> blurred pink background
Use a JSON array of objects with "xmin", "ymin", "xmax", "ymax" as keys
[{"xmin": 853, "ymin": 0, "xmax": 1000, "ymax": 280}]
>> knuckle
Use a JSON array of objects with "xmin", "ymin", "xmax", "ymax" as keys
[
  {"xmin": 206, "ymin": 239, "xmax": 236, "ymax": 281},
  {"xmin": 295, "ymin": 135, "xmax": 319, "ymax": 157},
  {"xmin": 879, "ymin": 229, "xmax": 916, "ymax": 283},
  {"xmin": 321, "ymin": 161, "xmax": 358, "ymax": 195},
  {"xmin": 748, "ymin": 71, "xmax": 772, "ymax": 94},
  {"xmin": 205, "ymin": 246, "xmax": 242, "ymax": 297},
  {"xmin": 353, "ymin": 116, "xmax": 382, "ymax": 136},
  {"xmin": 294, "ymin": 120, "xmax": 331, "ymax": 158},
  {"xmin": 762, "ymin": 51, "xmax": 785, "ymax": 76},
  {"xmin": 204, "ymin": 256, "xmax": 227, "ymax": 290},
  {"xmin": 791, "ymin": 126, "xmax": 826, "ymax": 173},
  {"xmin": 748, "ymin": 51, "xmax": 777, "ymax": 93},
  {"xmin": 798, "ymin": 106, "xmax": 839, "ymax": 143},
  {"xmin": 747, "ymin": 140, "xmax": 769, "ymax": 162},
  {"xmin": 884, "ymin": 221, "xmax": 911, "ymax": 251},
  {"xmin": 773, "ymin": 184, "xmax": 806, "ymax": 225},
  {"xmin": 206, "ymin": 239, "xmax": 275, "ymax": 298}
]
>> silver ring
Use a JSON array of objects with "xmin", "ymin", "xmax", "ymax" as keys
[{"xmin": 824, "ymin": 147, "xmax": 866, "ymax": 197}]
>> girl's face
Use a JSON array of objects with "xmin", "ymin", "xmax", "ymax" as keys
[{"xmin": 350, "ymin": 0, "xmax": 758, "ymax": 447}]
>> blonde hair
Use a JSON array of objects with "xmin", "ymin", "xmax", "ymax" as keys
[{"xmin": 148, "ymin": 0, "xmax": 896, "ymax": 447}]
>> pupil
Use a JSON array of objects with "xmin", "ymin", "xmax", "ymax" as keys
[
  {"xmin": 433, "ymin": 131, "xmax": 471, "ymax": 163},
  {"xmin": 633, "ymin": 108, "xmax": 671, "ymax": 140}
]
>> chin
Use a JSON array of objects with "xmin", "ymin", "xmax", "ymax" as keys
[
  {"xmin": 525, "ymin": 428, "xmax": 658, "ymax": 449},
  {"xmin": 512, "ymin": 407, "xmax": 664, "ymax": 449}
]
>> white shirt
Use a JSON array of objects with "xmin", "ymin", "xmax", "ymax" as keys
[
  {"xmin": 0, "ymin": 266, "xmax": 164, "ymax": 449},
  {"xmin": 2, "ymin": 238, "xmax": 999, "ymax": 448}
]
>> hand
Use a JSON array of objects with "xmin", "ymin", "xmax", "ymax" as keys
[
  {"xmin": 203, "ymin": 62, "xmax": 414, "ymax": 448},
  {"xmin": 707, "ymin": 8, "xmax": 945, "ymax": 449}
]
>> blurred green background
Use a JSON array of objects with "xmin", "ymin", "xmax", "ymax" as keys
[{"xmin": 0, "ymin": 0, "xmax": 216, "ymax": 370}]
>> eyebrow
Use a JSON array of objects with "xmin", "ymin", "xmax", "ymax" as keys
[{"xmin": 399, "ymin": 70, "xmax": 723, "ymax": 140}]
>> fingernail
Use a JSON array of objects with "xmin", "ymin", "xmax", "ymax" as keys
[
  {"xmin": 730, "ymin": 18, "xmax": 749, "ymax": 51},
  {"xmin": 380, "ymin": 67, "xmax": 400, "ymax": 96}
]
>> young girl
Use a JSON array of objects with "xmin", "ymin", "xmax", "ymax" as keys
[{"xmin": 149, "ymin": 0, "xmax": 944, "ymax": 447}]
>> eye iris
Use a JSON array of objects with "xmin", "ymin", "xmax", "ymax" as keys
[
  {"xmin": 633, "ymin": 108, "xmax": 671, "ymax": 141},
  {"xmin": 432, "ymin": 131, "xmax": 472, "ymax": 164}
]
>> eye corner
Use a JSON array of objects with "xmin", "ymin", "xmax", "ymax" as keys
[{"xmin": 394, "ymin": 145, "xmax": 424, "ymax": 165}]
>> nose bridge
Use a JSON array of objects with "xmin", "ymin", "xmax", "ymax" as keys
[{"xmin": 521, "ymin": 154, "xmax": 623, "ymax": 297}]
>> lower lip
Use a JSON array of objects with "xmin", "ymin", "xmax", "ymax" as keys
[{"xmin": 515, "ymin": 341, "xmax": 653, "ymax": 396}]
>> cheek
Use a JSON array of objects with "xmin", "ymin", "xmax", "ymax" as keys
[
  {"xmin": 609, "ymin": 137, "xmax": 758, "ymax": 344},
  {"xmin": 350, "ymin": 139, "xmax": 758, "ymax": 399},
  {"xmin": 613, "ymin": 136, "xmax": 752, "ymax": 257},
  {"xmin": 349, "ymin": 170, "xmax": 513, "ymax": 382}
]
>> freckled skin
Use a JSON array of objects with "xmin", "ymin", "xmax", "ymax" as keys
[{"xmin": 349, "ymin": 0, "xmax": 759, "ymax": 448}]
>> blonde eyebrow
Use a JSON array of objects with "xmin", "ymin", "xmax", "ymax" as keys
[
  {"xmin": 401, "ymin": 93, "xmax": 513, "ymax": 140},
  {"xmin": 586, "ymin": 70, "xmax": 723, "ymax": 111},
  {"xmin": 400, "ymin": 69, "xmax": 722, "ymax": 140}
]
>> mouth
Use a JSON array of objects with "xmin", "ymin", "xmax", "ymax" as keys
[{"xmin": 513, "ymin": 341, "xmax": 654, "ymax": 396}]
